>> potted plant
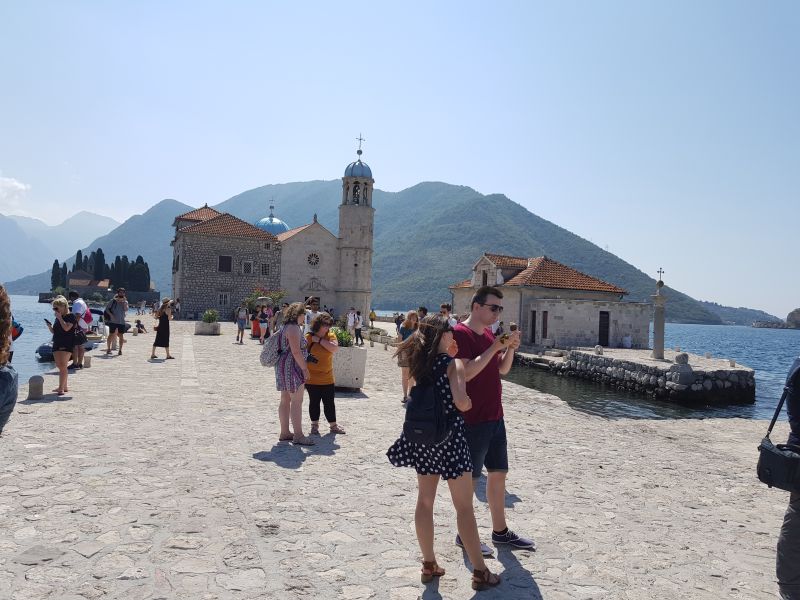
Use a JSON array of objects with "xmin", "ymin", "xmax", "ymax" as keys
[
  {"xmin": 331, "ymin": 326, "xmax": 367, "ymax": 389},
  {"xmin": 195, "ymin": 309, "xmax": 221, "ymax": 335}
]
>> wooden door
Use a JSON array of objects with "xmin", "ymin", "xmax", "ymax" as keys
[{"xmin": 598, "ymin": 311, "xmax": 610, "ymax": 346}]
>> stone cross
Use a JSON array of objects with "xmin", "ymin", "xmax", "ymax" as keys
[
  {"xmin": 356, "ymin": 134, "xmax": 365, "ymax": 151},
  {"xmin": 657, "ymin": 267, "xmax": 665, "ymax": 280}
]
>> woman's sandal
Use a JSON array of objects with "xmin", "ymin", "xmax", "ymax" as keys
[
  {"xmin": 329, "ymin": 424, "xmax": 346, "ymax": 434},
  {"xmin": 421, "ymin": 561, "xmax": 445, "ymax": 583},
  {"xmin": 278, "ymin": 434, "xmax": 294, "ymax": 442},
  {"xmin": 292, "ymin": 436, "xmax": 315, "ymax": 446},
  {"xmin": 471, "ymin": 568, "xmax": 500, "ymax": 591}
]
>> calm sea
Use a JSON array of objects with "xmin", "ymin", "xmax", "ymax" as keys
[{"xmin": 10, "ymin": 297, "xmax": 799, "ymax": 419}]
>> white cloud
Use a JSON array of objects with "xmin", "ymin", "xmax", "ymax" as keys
[{"xmin": 0, "ymin": 175, "xmax": 33, "ymax": 216}]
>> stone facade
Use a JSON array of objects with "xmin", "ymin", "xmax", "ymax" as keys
[
  {"xmin": 278, "ymin": 223, "xmax": 340, "ymax": 308},
  {"xmin": 171, "ymin": 150, "xmax": 375, "ymax": 319},
  {"xmin": 172, "ymin": 232, "xmax": 281, "ymax": 319},
  {"xmin": 451, "ymin": 253, "xmax": 651, "ymax": 349}
]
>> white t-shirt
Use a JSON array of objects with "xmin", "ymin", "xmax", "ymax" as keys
[
  {"xmin": 305, "ymin": 310, "xmax": 321, "ymax": 334},
  {"xmin": 346, "ymin": 311, "xmax": 356, "ymax": 327},
  {"xmin": 72, "ymin": 298, "xmax": 90, "ymax": 331},
  {"xmin": 354, "ymin": 315, "xmax": 363, "ymax": 329}
]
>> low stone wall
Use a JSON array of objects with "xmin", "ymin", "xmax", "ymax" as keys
[{"xmin": 517, "ymin": 349, "xmax": 756, "ymax": 404}]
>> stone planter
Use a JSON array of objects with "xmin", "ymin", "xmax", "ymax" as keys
[
  {"xmin": 194, "ymin": 322, "xmax": 221, "ymax": 336},
  {"xmin": 333, "ymin": 345, "xmax": 367, "ymax": 389}
]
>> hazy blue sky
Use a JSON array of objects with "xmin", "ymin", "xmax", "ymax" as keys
[{"xmin": 1, "ymin": 1, "xmax": 797, "ymax": 316}]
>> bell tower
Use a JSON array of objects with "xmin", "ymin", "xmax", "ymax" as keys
[{"xmin": 338, "ymin": 135, "xmax": 375, "ymax": 317}]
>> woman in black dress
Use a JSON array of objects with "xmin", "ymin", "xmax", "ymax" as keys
[
  {"xmin": 47, "ymin": 295, "xmax": 76, "ymax": 396},
  {"xmin": 150, "ymin": 298, "xmax": 174, "ymax": 360}
]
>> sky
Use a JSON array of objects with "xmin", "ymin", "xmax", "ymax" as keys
[{"xmin": 1, "ymin": 1, "xmax": 798, "ymax": 317}]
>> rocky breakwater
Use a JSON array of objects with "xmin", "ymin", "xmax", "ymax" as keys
[{"xmin": 519, "ymin": 348, "xmax": 756, "ymax": 404}]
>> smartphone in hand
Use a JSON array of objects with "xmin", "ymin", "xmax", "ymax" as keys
[{"xmin": 44, "ymin": 318, "xmax": 52, "ymax": 326}]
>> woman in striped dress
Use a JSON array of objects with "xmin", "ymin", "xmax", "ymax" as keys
[{"xmin": 275, "ymin": 302, "xmax": 313, "ymax": 446}]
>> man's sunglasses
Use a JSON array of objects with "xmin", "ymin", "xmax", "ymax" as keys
[{"xmin": 479, "ymin": 302, "xmax": 504, "ymax": 313}]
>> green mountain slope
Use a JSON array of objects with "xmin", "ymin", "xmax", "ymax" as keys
[
  {"xmin": 698, "ymin": 301, "xmax": 781, "ymax": 326},
  {"xmin": 4, "ymin": 181, "xmax": 725, "ymax": 324}
]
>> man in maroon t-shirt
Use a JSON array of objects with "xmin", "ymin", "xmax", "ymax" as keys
[{"xmin": 452, "ymin": 285, "xmax": 535, "ymax": 554}]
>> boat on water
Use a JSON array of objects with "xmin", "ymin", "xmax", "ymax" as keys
[{"xmin": 36, "ymin": 340, "xmax": 100, "ymax": 361}]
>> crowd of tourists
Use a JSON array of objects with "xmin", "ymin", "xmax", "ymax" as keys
[{"xmin": 1, "ymin": 283, "xmax": 798, "ymax": 596}]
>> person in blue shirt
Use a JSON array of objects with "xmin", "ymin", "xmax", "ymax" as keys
[{"xmin": 0, "ymin": 285, "xmax": 18, "ymax": 435}]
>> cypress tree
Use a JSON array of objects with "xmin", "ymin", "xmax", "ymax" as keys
[
  {"xmin": 60, "ymin": 263, "xmax": 68, "ymax": 287},
  {"xmin": 74, "ymin": 249, "xmax": 83, "ymax": 272},
  {"xmin": 82, "ymin": 254, "xmax": 89, "ymax": 271},
  {"xmin": 51, "ymin": 260, "xmax": 61, "ymax": 291},
  {"xmin": 94, "ymin": 248, "xmax": 106, "ymax": 281}
]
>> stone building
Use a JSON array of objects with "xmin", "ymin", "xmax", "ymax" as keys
[
  {"xmin": 450, "ymin": 253, "xmax": 651, "ymax": 349},
  {"xmin": 171, "ymin": 147, "xmax": 375, "ymax": 319}
]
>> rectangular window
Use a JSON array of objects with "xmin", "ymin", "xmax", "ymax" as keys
[
  {"xmin": 264, "ymin": 243, "xmax": 271, "ymax": 250},
  {"xmin": 173, "ymin": 255, "xmax": 180, "ymax": 272},
  {"xmin": 219, "ymin": 292, "xmax": 230, "ymax": 307},
  {"xmin": 261, "ymin": 263, "xmax": 270, "ymax": 276},
  {"xmin": 242, "ymin": 261, "xmax": 253, "ymax": 275},
  {"xmin": 542, "ymin": 311, "xmax": 549, "ymax": 339},
  {"xmin": 218, "ymin": 256, "xmax": 232, "ymax": 272}
]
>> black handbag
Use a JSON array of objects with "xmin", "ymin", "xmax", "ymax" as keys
[{"xmin": 757, "ymin": 387, "xmax": 800, "ymax": 492}]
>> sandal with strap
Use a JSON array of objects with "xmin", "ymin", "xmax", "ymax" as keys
[
  {"xmin": 471, "ymin": 568, "xmax": 500, "ymax": 591},
  {"xmin": 278, "ymin": 433, "xmax": 294, "ymax": 442},
  {"xmin": 421, "ymin": 561, "xmax": 445, "ymax": 583},
  {"xmin": 329, "ymin": 424, "xmax": 346, "ymax": 434},
  {"xmin": 292, "ymin": 436, "xmax": 315, "ymax": 446}
]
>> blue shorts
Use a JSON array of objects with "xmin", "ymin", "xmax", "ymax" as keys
[
  {"xmin": 237, "ymin": 319, "xmax": 246, "ymax": 330},
  {"xmin": 464, "ymin": 418, "xmax": 508, "ymax": 479}
]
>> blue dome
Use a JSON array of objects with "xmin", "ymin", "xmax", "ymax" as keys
[
  {"xmin": 255, "ymin": 215, "xmax": 290, "ymax": 235},
  {"xmin": 344, "ymin": 160, "xmax": 372, "ymax": 179}
]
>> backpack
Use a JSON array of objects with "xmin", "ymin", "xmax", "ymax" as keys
[
  {"xmin": 103, "ymin": 300, "xmax": 116, "ymax": 322},
  {"xmin": 11, "ymin": 318, "xmax": 23, "ymax": 341},
  {"xmin": 260, "ymin": 326, "xmax": 284, "ymax": 367},
  {"xmin": 82, "ymin": 307, "xmax": 93, "ymax": 326},
  {"xmin": 403, "ymin": 381, "xmax": 451, "ymax": 446}
]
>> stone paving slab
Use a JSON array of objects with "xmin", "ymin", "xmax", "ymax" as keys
[{"xmin": 0, "ymin": 322, "xmax": 790, "ymax": 599}]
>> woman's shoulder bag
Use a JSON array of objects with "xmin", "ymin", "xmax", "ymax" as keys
[{"xmin": 757, "ymin": 377, "xmax": 800, "ymax": 492}]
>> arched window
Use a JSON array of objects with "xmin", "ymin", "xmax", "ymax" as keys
[{"xmin": 352, "ymin": 182, "xmax": 361, "ymax": 204}]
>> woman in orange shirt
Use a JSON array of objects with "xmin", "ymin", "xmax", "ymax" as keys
[{"xmin": 305, "ymin": 313, "xmax": 346, "ymax": 435}]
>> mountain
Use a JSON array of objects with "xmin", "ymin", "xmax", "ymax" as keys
[
  {"xmin": 0, "ymin": 215, "xmax": 54, "ymax": 282},
  {"xmin": 698, "ymin": 301, "xmax": 782, "ymax": 326},
  {"xmin": 5, "ymin": 181, "xmax": 736, "ymax": 324},
  {"xmin": 8, "ymin": 212, "xmax": 120, "ymax": 263},
  {"xmin": 214, "ymin": 180, "xmax": 721, "ymax": 323},
  {"xmin": 3, "ymin": 199, "xmax": 193, "ymax": 295}
]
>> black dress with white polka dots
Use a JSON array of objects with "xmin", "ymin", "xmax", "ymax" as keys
[{"xmin": 386, "ymin": 354, "xmax": 473, "ymax": 480}]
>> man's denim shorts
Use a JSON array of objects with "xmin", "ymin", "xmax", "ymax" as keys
[{"xmin": 464, "ymin": 418, "xmax": 508, "ymax": 479}]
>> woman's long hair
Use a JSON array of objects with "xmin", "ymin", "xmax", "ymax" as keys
[
  {"xmin": 394, "ymin": 314, "xmax": 452, "ymax": 385},
  {"xmin": 401, "ymin": 310, "xmax": 419, "ymax": 331},
  {"xmin": 0, "ymin": 285, "xmax": 11, "ymax": 365}
]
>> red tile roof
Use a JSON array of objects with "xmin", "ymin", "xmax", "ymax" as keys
[
  {"xmin": 483, "ymin": 253, "xmax": 530, "ymax": 269},
  {"xmin": 452, "ymin": 279, "xmax": 473, "ymax": 288},
  {"xmin": 505, "ymin": 256, "xmax": 626, "ymax": 294},
  {"xmin": 179, "ymin": 213, "xmax": 278, "ymax": 241},
  {"xmin": 174, "ymin": 205, "xmax": 221, "ymax": 224},
  {"xmin": 277, "ymin": 223, "xmax": 312, "ymax": 241}
]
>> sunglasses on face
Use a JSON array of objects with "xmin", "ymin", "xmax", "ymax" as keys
[{"xmin": 479, "ymin": 302, "xmax": 504, "ymax": 313}]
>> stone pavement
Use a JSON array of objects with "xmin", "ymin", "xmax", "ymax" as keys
[{"xmin": 0, "ymin": 322, "xmax": 791, "ymax": 599}]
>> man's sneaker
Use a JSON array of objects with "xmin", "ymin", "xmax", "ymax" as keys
[
  {"xmin": 455, "ymin": 534, "xmax": 494, "ymax": 557},
  {"xmin": 491, "ymin": 529, "xmax": 536, "ymax": 550}
]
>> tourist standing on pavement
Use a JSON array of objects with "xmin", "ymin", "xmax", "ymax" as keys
[
  {"xmin": 369, "ymin": 309, "xmax": 376, "ymax": 328},
  {"xmin": 174, "ymin": 298, "xmax": 181, "ymax": 319},
  {"xmin": 235, "ymin": 302, "xmax": 249, "ymax": 344},
  {"xmin": 346, "ymin": 307, "xmax": 357, "ymax": 337},
  {"xmin": 354, "ymin": 310, "xmax": 364, "ymax": 346},
  {"xmin": 69, "ymin": 291, "xmax": 89, "ymax": 369},
  {"xmin": 150, "ymin": 298, "xmax": 174, "ymax": 360},
  {"xmin": 452, "ymin": 285, "xmax": 534, "ymax": 555},
  {"xmin": 305, "ymin": 313, "xmax": 346, "ymax": 435},
  {"xmin": 387, "ymin": 314, "xmax": 501, "ymax": 591},
  {"xmin": 0, "ymin": 285, "xmax": 18, "ymax": 435},
  {"xmin": 271, "ymin": 302, "xmax": 289, "ymax": 334},
  {"xmin": 275, "ymin": 302, "xmax": 314, "ymax": 446},
  {"xmin": 104, "ymin": 288, "xmax": 129, "ymax": 356},
  {"xmin": 397, "ymin": 310, "xmax": 419, "ymax": 403},
  {"xmin": 777, "ymin": 358, "xmax": 800, "ymax": 600},
  {"xmin": 305, "ymin": 298, "xmax": 321, "ymax": 335},
  {"xmin": 47, "ymin": 295, "xmax": 76, "ymax": 396},
  {"xmin": 258, "ymin": 304, "xmax": 273, "ymax": 344},
  {"xmin": 440, "ymin": 303, "xmax": 458, "ymax": 328}
]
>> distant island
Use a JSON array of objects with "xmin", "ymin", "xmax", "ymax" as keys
[{"xmin": 698, "ymin": 300, "xmax": 782, "ymax": 326}]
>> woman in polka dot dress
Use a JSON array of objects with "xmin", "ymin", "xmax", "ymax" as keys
[{"xmin": 387, "ymin": 315, "xmax": 500, "ymax": 591}]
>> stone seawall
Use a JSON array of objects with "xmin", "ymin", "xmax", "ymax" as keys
[{"xmin": 517, "ymin": 348, "xmax": 756, "ymax": 404}]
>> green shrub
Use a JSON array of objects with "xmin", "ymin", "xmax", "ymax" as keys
[
  {"xmin": 330, "ymin": 326, "xmax": 353, "ymax": 348},
  {"xmin": 202, "ymin": 309, "xmax": 219, "ymax": 323}
]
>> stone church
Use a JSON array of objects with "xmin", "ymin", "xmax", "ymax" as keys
[{"xmin": 171, "ymin": 148, "xmax": 375, "ymax": 319}]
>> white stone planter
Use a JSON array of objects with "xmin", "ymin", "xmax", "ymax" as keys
[
  {"xmin": 333, "ymin": 345, "xmax": 367, "ymax": 389},
  {"xmin": 194, "ymin": 322, "xmax": 221, "ymax": 335}
]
